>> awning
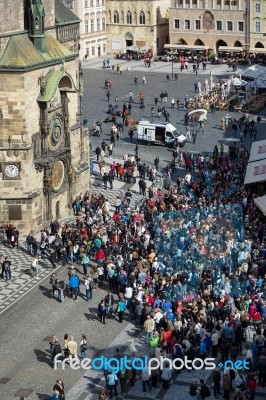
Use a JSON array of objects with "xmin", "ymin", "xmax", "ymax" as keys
[
  {"xmin": 164, "ymin": 44, "xmax": 209, "ymax": 51},
  {"xmin": 232, "ymin": 77, "xmax": 247, "ymax": 86},
  {"xmin": 244, "ymin": 160, "xmax": 266, "ymax": 184},
  {"xmin": 248, "ymin": 48, "xmax": 266, "ymax": 54},
  {"xmin": 249, "ymin": 140, "xmax": 266, "ymax": 163},
  {"xmin": 254, "ymin": 195, "xmax": 266, "ymax": 215},
  {"xmin": 218, "ymin": 46, "xmax": 243, "ymax": 52},
  {"xmin": 242, "ymin": 65, "xmax": 266, "ymax": 79}
]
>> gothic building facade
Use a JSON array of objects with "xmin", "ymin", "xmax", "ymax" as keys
[
  {"xmin": 0, "ymin": 0, "xmax": 89, "ymax": 233},
  {"xmin": 106, "ymin": 0, "xmax": 171, "ymax": 55}
]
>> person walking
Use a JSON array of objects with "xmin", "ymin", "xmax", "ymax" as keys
[
  {"xmin": 3, "ymin": 256, "xmax": 11, "ymax": 281},
  {"xmin": 161, "ymin": 361, "xmax": 172, "ymax": 389},
  {"xmin": 106, "ymin": 91, "xmax": 110, "ymax": 102},
  {"xmin": 84, "ymin": 275, "xmax": 93, "ymax": 301},
  {"xmin": 142, "ymin": 366, "xmax": 152, "ymax": 392},
  {"xmin": 98, "ymin": 299, "xmax": 107, "ymax": 324},
  {"xmin": 80, "ymin": 334, "xmax": 88, "ymax": 360},
  {"xmin": 144, "ymin": 315, "xmax": 155, "ymax": 343},
  {"xmin": 53, "ymin": 380, "xmax": 65, "ymax": 400},
  {"xmin": 69, "ymin": 273, "xmax": 80, "ymax": 300},
  {"xmin": 106, "ymin": 370, "xmax": 118, "ymax": 399},
  {"xmin": 67, "ymin": 336, "xmax": 78, "ymax": 362},
  {"xmin": 213, "ymin": 367, "xmax": 221, "ymax": 398},
  {"xmin": 142, "ymin": 75, "xmax": 146, "ymax": 84},
  {"xmin": 171, "ymin": 98, "xmax": 175, "ymax": 109},
  {"xmin": 117, "ymin": 297, "xmax": 126, "ymax": 323},
  {"xmin": 31, "ymin": 255, "xmax": 39, "ymax": 279}
]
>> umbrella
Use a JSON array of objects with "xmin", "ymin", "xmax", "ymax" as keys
[
  {"xmin": 205, "ymin": 78, "xmax": 209, "ymax": 93},
  {"xmin": 197, "ymin": 81, "xmax": 202, "ymax": 95},
  {"xmin": 210, "ymin": 71, "xmax": 214, "ymax": 90},
  {"xmin": 221, "ymin": 83, "xmax": 225, "ymax": 99}
]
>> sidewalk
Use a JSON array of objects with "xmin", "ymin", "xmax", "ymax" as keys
[
  {"xmin": 0, "ymin": 244, "xmax": 64, "ymax": 315},
  {"xmin": 82, "ymin": 56, "xmax": 247, "ymax": 77}
]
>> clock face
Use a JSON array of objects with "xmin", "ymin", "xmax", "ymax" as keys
[
  {"xmin": 4, "ymin": 164, "xmax": 19, "ymax": 178},
  {"xmin": 47, "ymin": 116, "xmax": 64, "ymax": 151}
]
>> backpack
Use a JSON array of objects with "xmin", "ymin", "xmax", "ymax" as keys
[
  {"xmin": 150, "ymin": 335, "xmax": 159, "ymax": 347},
  {"xmin": 120, "ymin": 369, "xmax": 126, "ymax": 379},
  {"xmin": 203, "ymin": 385, "xmax": 211, "ymax": 398}
]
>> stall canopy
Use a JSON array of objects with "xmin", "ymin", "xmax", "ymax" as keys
[
  {"xmin": 164, "ymin": 44, "xmax": 210, "ymax": 51},
  {"xmin": 249, "ymin": 140, "xmax": 266, "ymax": 163},
  {"xmin": 241, "ymin": 65, "xmax": 266, "ymax": 79},
  {"xmin": 125, "ymin": 45, "xmax": 139, "ymax": 51},
  {"xmin": 232, "ymin": 77, "xmax": 248, "ymax": 86},
  {"xmin": 218, "ymin": 46, "xmax": 243, "ymax": 52},
  {"xmin": 254, "ymin": 196, "xmax": 266, "ymax": 215},
  {"xmin": 244, "ymin": 159, "xmax": 266, "ymax": 184},
  {"xmin": 248, "ymin": 48, "xmax": 266, "ymax": 54},
  {"xmin": 256, "ymin": 74, "xmax": 266, "ymax": 88}
]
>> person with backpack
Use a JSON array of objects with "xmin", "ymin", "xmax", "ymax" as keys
[
  {"xmin": 98, "ymin": 299, "xmax": 107, "ymax": 324},
  {"xmin": 119, "ymin": 367, "xmax": 127, "ymax": 394},
  {"xmin": 189, "ymin": 380, "xmax": 198, "ymax": 397},
  {"xmin": 106, "ymin": 370, "xmax": 118, "ymax": 399},
  {"xmin": 199, "ymin": 379, "xmax": 211, "ymax": 400},
  {"xmin": 213, "ymin": 367, "xmax": 221, "ymax": 398}
]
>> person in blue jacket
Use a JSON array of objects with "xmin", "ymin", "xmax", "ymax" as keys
[{"xmin": 69, "ymin": 273, "xmax": 80, "ymax": 300}]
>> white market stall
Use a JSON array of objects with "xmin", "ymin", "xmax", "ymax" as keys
[
  {"xmin": 249, "ymin": 140, "xmax": 266, "ymax": 163},
  {"xmin": 244, "ymin": 159, "xmax": 266, "ymax": 185},
  {"xmin": 254, "ymin": 195, "xmax": 266, "ymax": 215}
]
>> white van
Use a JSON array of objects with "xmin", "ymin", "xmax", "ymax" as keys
[{"xmin": 137, "ymin": 121, "xmax": 186, "ymax": 147}]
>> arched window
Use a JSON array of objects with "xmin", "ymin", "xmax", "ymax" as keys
[
  {"xmin": 127, "ymin": 11, "xmax": 132, "ymax": 24},
  {"xmin": 113, "ymin": 10, "xmax": 119, "ymax": 24},
  {"xmin": 139, "ymin": 11, "xmax": 145, "ymax": 25}
]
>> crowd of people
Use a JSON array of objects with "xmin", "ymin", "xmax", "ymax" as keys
[{"xmin": 28, "ymin": 139, "xmax": 264, "ymax": 399}]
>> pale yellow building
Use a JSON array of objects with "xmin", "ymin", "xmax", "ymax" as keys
[
  {"xmin": 106, "ymin": 0, "xmax": 171, "ymax": 55},
  {"xmin": 249, "ymin": 0, "xmax": 266, "ymax": 53},
  {"xmin": 169, "ymin": 0, "xmax": 248, "ymax": 55}
]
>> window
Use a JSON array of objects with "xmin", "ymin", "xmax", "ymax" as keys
[
  {"xmin": 113, "ymin": 10, "xmax": 119, "ymax": 24},
  {"xmin": 91, "ymin": 19, "xmax": 94, "ymax": 32},
  {"xmin": 139, "ymin": 11, "xmax": 145, "ymax": 25},
  {"xmin": 227, "ymin": 21, "xmax": 233, "ymax": 31},
  {"xmin": 103, "ymin": 44, "xmax": 106, "ymax": 53},
  {"xmin": 216, "ymin": 20, "xmax": 222, "ymax": 30},
  {"xmin": 85, "ymin": 0, "xmax": 89, "ymax": 7},
  {"xmin": 231, "ymin": 0, "xmax": 237, "ymax": 5},
  {"xmin": 92, "ymin": 46, "xmax": 95, "ymax": 56},
  {"xmin": 90, "ymin": 0, "xmax": 93, "ymax": 6},
  {"xmin": 238, "ymin": 21, "xmax": 244, "ymax": 31},
  {"xmin": 86, "ymin": 43, "xmax": 90, "ymax": 56},
  {"xmin": 96, "ymin": 0, "xmax": 100, "ymax": 5},
  {"xmin": 102, "ymin": 17, "xmax": 105, "ymax": 30},
  {"xmin": 224, "ymin": 0, "xmax": 230, "ymax": 5},
  {"xmin": 85, "ymin": 20, "xmax": 89, "ymax": 33},
  {"xmin": 173, "ymin": 18, "xmax": 180, "ymax": 29},
  {"xmin": 255, "ymin": 21, "xmax": 261, "ymax": 32},
  {"xmin": 255, "ymin": 3, "xmax": 261, "ymax": 12},
  {"xmin": 97, "ymin": 18, "xmax": 100, "ymax": 31},
  {"xmin": 127, "ymin": 11, "xmax": 132, "ymax": 24},
  {"xmin": 184, "ymin": 19, "xmax": 190, "ymax": 29},
  {"xmin": 195, "ymin": 20, "xmax": 201, "ymax": 30},
  {"xmin": 102, "ymin": 0, "xmax": 105, "ymax": 4},
  {"xmin": 216, "ymin": 0, "xmax": 221, "ymax": 5}
]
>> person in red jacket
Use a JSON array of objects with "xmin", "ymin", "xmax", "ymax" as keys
[
  {"xmin": 95, "ymin": 248, "xmax": 105, "ymax": 265},
  {"xmin": 249, "ymin": 376, "xmax": 257, "ymax": 400}
]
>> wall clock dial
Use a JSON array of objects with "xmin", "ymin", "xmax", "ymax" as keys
[{"xmin": 4, "ymin": 164, "xmax": 19, "ymax": 178}]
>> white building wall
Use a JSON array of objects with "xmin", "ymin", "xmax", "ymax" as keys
[{"xmin": 63, "ymin": 0, "xmax": 107, "ymax": 59}]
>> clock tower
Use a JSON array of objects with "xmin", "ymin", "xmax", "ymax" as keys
[{"xmin": 0, "ymin": 0, "xmax": 89, "ymax": 232}]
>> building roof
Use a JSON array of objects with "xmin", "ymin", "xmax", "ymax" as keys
[
  {"xmin": 37, "ymin": 67, "xmax": 65, "ymax": 102},
  {"xmin": 0, "ymin": 33, "xmax": 76, "ymax": 71},
  {"xmin": 55, "ymin": 0, "xmax": 80, "ymax": 25}
]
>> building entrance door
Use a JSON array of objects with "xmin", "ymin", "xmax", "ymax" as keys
[{"xmin": 125, "ymin": 32, "xmax": 133, "ymax": 47}]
